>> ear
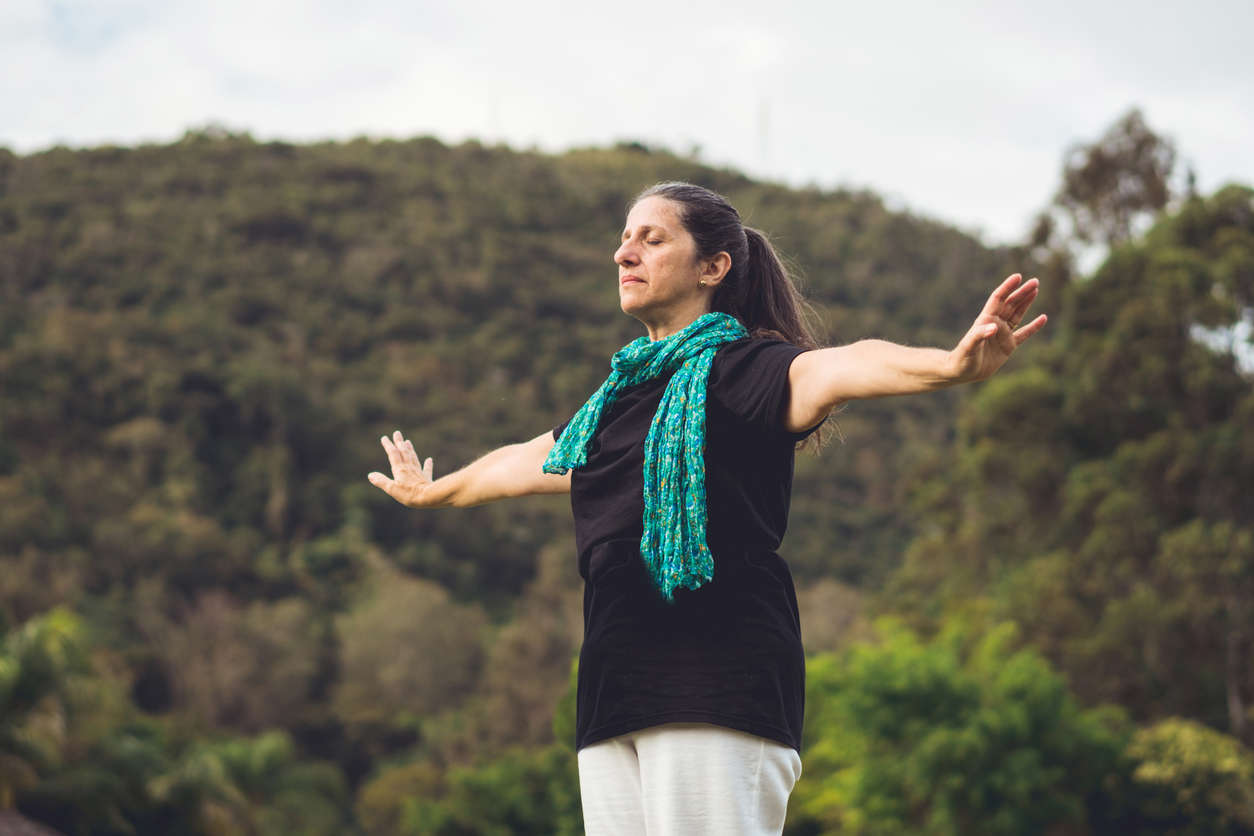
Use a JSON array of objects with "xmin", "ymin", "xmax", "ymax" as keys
[{"xmin": 700, "ymin": 251, "xmax": 732, "ymax": 286}]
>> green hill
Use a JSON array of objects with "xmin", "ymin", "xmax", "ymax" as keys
[
  {"xmin": 0, "ymin": 131, "xmax": 1037, "ymax": 612},
  {"xmin": 0, "ymin": 130, "xmax": 1128, "ymax": 833}
]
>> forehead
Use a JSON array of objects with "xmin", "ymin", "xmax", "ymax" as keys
[{"xmin": 624, "ymin": 195, "xmax": 684, "ymax": 232}]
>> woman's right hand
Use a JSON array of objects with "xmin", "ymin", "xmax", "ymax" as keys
[{"xmin": 368, "ymin": 430, "xmax": 437, "ymax": 507}]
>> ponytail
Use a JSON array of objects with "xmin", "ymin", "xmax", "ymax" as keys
[{"xmin": 716, "ymin": 226, "xmax": 823, "ymax": 351}]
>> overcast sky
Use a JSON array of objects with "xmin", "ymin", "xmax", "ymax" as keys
[{"xmin": 4, "ymin": 0, "xmax": 1252, "ymax": 247}]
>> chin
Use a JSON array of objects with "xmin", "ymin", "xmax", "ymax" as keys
[{"xmin": 618, "ymin": 301, "xmax": 648, "ymax": 326}]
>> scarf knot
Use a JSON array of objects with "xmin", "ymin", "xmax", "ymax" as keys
[{"xmin": 544, "ymin": 312, "xmax": 749, "ymax": 602}]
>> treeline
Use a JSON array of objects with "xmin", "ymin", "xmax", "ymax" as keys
[{"xmin": 1, "ymin": 108, "xmax": 1253, "ymax": 833}]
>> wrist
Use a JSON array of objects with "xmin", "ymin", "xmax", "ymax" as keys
[
  {"xmin": 428, "ymin": 475, "xmax": 464, "ymax": 508},
  {"xmin": 899, "ymin": 343, "xmax": 959, "ymax": 390},
  {"xmin": 936, "ymin": 348, "xmax": 966, "ymax": 386}
]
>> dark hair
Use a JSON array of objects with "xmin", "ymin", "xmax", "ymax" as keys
[{"xmin": 633, "ymin": 181, "xmax": 839, "ymax": 449}]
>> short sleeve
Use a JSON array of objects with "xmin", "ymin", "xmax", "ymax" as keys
[
  {"xmin": 707, "ymin": 338, "xmax": 825, "ymax": 441},
  {"xmin": 552, "ymin": 418, "xmax": 571, "ymax": 442}
]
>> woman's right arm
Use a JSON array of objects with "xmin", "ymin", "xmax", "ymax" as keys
[{"xmin": 367, "ymin": 429, "xmax": 570, "ymax": 508}]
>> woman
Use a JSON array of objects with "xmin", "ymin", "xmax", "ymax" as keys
[{"xmin": 367, "ymin": 182, "xmax": 1046, "ymax": 835}]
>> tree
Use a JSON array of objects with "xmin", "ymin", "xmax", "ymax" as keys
[
  {"xmin": 400, "ymin": 744, "xmax": 581, "ymax": 836},
  {"xmin": 1055, "ymin": 107, "xmax": 1185, "ymax": 249},
  {"xmin": 0, "ymin": 610, "xmax": 85, "ymax": 811},
  {"xmin": 890, "ymin": 184, "xmax": 1254, "ymax": 744},
  {"xmin": 152, "ymin": 732, "xmax": 349, "ymax": 836},
  {"xmin": 1154, "ymin": 522, "xmax": 1254, "ymax": 739},
  {"xmin": 1126, "ymin": 718, "xmax": 1254, "ymax": 835},
  {"xmin": 332, "ymin": 563, "xmax": 488, "ymax": 746},
  {"xmin": 138, "ymin": 589, "xmax": 322, "ymax": 733},
  {"xmin": 1022, "ymin": 107, "xmax": 1196, "ymax": 291},
  {"xmin": 789, "ymin": 618, "xmax": 1130, "ymax": 835}
]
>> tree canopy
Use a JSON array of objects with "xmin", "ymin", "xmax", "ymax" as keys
[{"xmin": 1, "ymin": 114, "xmax": 1250, "ymax": 832}]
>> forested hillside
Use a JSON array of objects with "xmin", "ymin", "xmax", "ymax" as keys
[
  {"xmin": 0, "ymin": 130, "xmax": 1034, "ymax": 603},
  {"xmin": 889, "ymin": 182, "xmax": 1254, "ymax": 735},
  {"xmin": 2, "ymin": 125, "xmax": 1252, "ymax": 834}
]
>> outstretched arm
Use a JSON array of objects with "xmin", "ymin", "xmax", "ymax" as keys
[
  {"xmin": 368, "ymin": 429, "xmax": 571, "ymax": 508},
  {"xmin": 785, "ymin": 274, "xmax": 1047, "ymax": 432}
]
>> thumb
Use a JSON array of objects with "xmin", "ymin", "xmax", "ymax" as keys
[
  {"xmin": 956, "ymin": 321, "xmax": 996, "ymax": 355},
  {"xmin": 367, "ymin": 472, "xmax": 394, "ymax": 495}
]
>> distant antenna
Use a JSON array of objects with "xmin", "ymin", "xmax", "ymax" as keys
[
  {"xmin": 757, "ymin": 97, "xmax": 770, "ymax": 173},
  {"xmin": 489, "ymin": 95, "xmax": 503, "ymax": 144}
]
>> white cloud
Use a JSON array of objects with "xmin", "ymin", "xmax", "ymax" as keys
[{"xmin": 2, "ymin": 0, "xmax": 1251, "ymax": 246}]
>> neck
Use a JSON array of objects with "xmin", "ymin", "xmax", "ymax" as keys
[{"xmin": 640, "ymin": 303, "xmax": 712, "ymax": 342}]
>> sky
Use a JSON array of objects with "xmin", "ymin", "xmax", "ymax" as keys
[{"xmin": 3, "ymin": 0, "xmax": 1252, "ymax": 248}]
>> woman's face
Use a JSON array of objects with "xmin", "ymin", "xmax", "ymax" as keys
[{"xmin": 614, "ymin": 196, "xmax": 709, "ymax": 332}]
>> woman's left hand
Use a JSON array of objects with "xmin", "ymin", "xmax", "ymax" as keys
[{"xmin": 946, "ymin": 274, "xmax": 1048, "ymax": 384}]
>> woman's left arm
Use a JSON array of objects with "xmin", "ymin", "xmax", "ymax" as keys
[{"xmin": 785, "ymin": 274, "xmax": 1047, "ymax": 433}]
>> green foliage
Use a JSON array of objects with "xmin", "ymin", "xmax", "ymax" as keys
[
  {"xmin": 334, "ymin": 565, "xmax": 488, "ymax": 730},
  {"xmin": 0, "ymin": 609, "xmax": 87, "ymax": 810},
  {"xmin": 0, "ymin": 131, "xmax": 1017, "ymax": 827},
  {"xmin": 153, "ymin": 731, "xmax": 351, "ymax": 835},
  {"xmin": 553, "ymin": 655, "xmax": 578, "ymax": 754},
  {"xmin": 1125, "ymin": 717, "xmax": 1254, "ymax": 834},
  {"xmin": 355, "ymin": 759, "xmax": 443, "ymax": 836},
  {"xmin": 789, "ymin": 619, "xmax": 1130, "ymax": 835},
  {"xmin": 10, "ymin": 610, "xmax": 334, "ymax": 831},
  {"xmin": 0, "ymin": 615, "xmax": 351, "ymax": 835},
  {"xmin": 136, "ymin": 589, "xmax": 323, "ymax": 732},
  {"xmin": 1054, "ymin": 107, "xmax": 1182, "ymax": 248},
  {"xmin": 889, "ymin": 184, "xmax": 1254, "ymax": 743},
  {"xmin": 354, "ymin": 669, "xmax": 583, "ymax": 836},
  {"xmin": 402, "ymin": 744, "xmax": 581, "ymax": 836},
  {"xmin": 2, "ymin": 129, "xmax": 1247, "ymax": 832},
  {"xmin": 0, "ymin": 130, "xmax": 1030, "ymax": 623}
]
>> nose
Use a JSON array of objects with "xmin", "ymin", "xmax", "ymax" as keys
[{"xmin": 614, "ymin": 239, "xmax": 638, "ymax": 267}]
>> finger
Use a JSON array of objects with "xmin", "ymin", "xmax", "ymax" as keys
[
  {"xmin": 981, "ymin": 273, "xmax": 1023, "ymax": 316},
  {"xmin": 1004, "ymin": 277, "xmax": 1038, "ymax": 309},
  {"xmin": 367, "ymin": 471, "xmax": 397, "ymax": 499},
  {"xmin": 997, "ymin": 285, "xmax": 1036, "ymax": 327},
  {"xmin": 381, "ymin": 435, "xmax": 400, "ymax": 470},
  {"xmin": 423, "ymin": 457, "xmax": 433, "ymax": 481},
  {"xmin": 394, "ymin": 432, "xmax": 422, "ymax": 469},
  {"xmin": 1013, "ymin": 314, "xmax": 1048, "ymax": 344},
  {"xmin": 1005, "ymin": 279, "xmax": 1040, "ymax": 320}
]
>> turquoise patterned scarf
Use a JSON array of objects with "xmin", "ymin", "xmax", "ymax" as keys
[{"xmin": 544, "ymin": 312, "xmax": 749, "ymax": 603}]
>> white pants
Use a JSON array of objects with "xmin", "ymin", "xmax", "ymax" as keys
[{"xmin": 577, "ymin": 722, "xmax": 803, "ymax": 836}]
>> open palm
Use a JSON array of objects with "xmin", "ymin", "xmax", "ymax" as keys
[
  {"xmin": 368, "ymin": 430, "xmax": 436, "ymax": 507},
  {"xmin": 948, "ymin": 274, "xmax": 1048, "ymax": 383}
]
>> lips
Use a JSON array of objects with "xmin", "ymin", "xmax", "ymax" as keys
[{"xmin": 620, "ymin": 276, "xmax": 644, "ymax": 285}]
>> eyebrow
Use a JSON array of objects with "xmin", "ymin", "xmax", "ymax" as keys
[{"xmin": 621, "ymin": 224, "xmax": 668, "ymax": 239}]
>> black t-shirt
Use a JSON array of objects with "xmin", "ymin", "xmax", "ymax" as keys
[{"xmin": 552, "ymin": 337, "xmax": 823, "ymax": 754}]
